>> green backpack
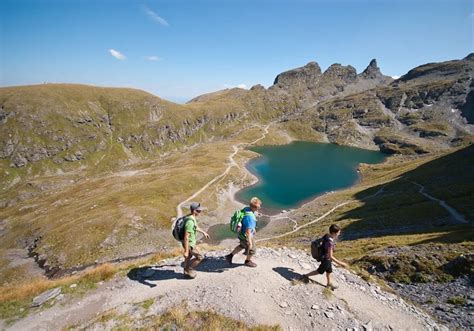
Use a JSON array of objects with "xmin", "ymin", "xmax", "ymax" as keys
[{"xmin": 230, "ymin": 209, "xmax": 252, "ymax": 233}]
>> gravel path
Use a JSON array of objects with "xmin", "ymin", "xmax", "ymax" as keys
[{"xmin": 7, "ymin": 248, "xmax": 446, "ymax": 330}]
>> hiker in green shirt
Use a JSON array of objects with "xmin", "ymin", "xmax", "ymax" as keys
[{"xmin": 182, "ymin": 202, "xmax": 210, "ymax": 279}]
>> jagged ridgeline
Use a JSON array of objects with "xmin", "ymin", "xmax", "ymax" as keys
[{"xmin": 0, "ymin": 54, "xmax": 473, "ymax": 282}]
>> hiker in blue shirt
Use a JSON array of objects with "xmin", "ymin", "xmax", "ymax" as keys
[{"xmin": 225, "ymin": 197, "xmax": 262, "ymax": 267}]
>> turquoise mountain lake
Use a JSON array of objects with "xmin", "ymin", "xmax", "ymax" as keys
[
  {"xmin": 236, "ymin": 141, "xmax": 387, "ymax": 210},
  {"xmin": 206, "ymin": 141, "xmax": 386, "ymax": 244}
]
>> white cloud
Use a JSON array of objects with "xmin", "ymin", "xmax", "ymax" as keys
[
  {"xmin": 145, "ymin": 56, "xmax": 162, "ymax": 61},
  {"xmin": 223, "ymin": 83, "xmax": 248, "ymax": 89},
  {"xmin": 143, "ymin": 6, "xmax": 169, "ymax": 26},
  {"xmin": 109, "ymin": 49, "xmax": 126, "ymax": 60},
  {"xmin": 392, "ymin": 75, "xmax": 400, "ymax": 80}
]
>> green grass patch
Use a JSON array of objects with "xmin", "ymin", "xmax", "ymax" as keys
[
  {"xmin": 446, "ymin": 296, "xmax": 467, "ymax": 306},
  {"xmin": 142, "ymin": 298, "xmax": 154, "ymax": 310}
]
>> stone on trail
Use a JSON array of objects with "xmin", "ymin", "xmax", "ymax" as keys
[
  {"xmin": 31, "ymin": 287, "xmax": 62, "ymax": 307},
  {"xmin": 324, "ymin": 311, "xmax": 334, "ymax": 318},
  {"xmin": 363, "ymin": 321, "xmax": 373, "ymax": 331},
  {"xmin": 280, "ymin": 302, "xmax": 289, "ymax": 308},
  {"xmin": 311, "ymin": 304, "xmax": 319, "ymax": 310}
]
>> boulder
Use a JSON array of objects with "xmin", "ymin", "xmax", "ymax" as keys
[{"xmin": 31, "ymin": 287, "xmax": 62, "ymax": 307}]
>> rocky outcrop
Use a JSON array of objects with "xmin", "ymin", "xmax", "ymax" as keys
[
  {"xmin": 361, "ymin": 59, "xmax": 381, "ymax": 79},
  {"xmin": 273, "ymin": 61, "xmax": 322, "ymax": 89},
  {"xmin": 460, "ymin": 80, "xmax": 474, "ymax": 124},
  {"xmin": 356, "ymin": 247, "xmax": 473, "ymax": 330},
  {"xmin": 269, "ymin": 59, "xmax": 393, "ymax": 110},
  {"xmin": 323, "ymin": 63, "xmax": 357, "ymax": 82},
  {"xmin": 250, "ymin": 84, "xmax": 265, "ymax": 91}
]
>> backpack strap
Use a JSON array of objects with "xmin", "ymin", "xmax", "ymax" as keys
[
  {"xmin": 322, "ymin": 234, "xmax": 330, "ymax": 256},
  {"xmin": 242, "ymin": 207, "xmax": 254, "ymax": 216},
  {"xmin": 183, "ymin": 214, "xmax": 195, "ymax": 230}
]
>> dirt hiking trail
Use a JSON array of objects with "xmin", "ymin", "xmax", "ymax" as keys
[{"xmin": 6, "ymin": 248, "xmax": 445, "ymax": 330}]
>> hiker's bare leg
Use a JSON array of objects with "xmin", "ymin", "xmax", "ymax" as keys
[
  {"xmin": 190, "ymin": 258, "xmax": 202, "ymax": 268},
  {"xmin": 304, "ymin": 270, "xmax": 320, "ymax": 277},
  {"xmin": 245, "ymin": 237, "xmax": 256, "ymax": 262},
  {"xmin": 189, "ymin": 247, "xmax": 203, "ymax": 268},
  {"xmin": 326, "ymin": 272, "xmax": 331, "ymax": 286},
  {"xmin": 231, "ymin": 245, "xmax": 243, "ymax": 255},
  {"xmin": 184, "ymin": 256, "xmax": 192, "ymax": 273}
]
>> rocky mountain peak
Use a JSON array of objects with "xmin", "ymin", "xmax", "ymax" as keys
[
  {"xmin": 250, "ymin": 84, "xmax": 265, "ymax": 91},
  {"xmin": 361, "ymin": 59, "xmax": 382, "ymax": 79},
  {"xmin": 464, "ymin": 53, "xmax": 474, "ymax": 61},
  {"xmin": 273, "ymin": 61, "xmax": 322, "ymax": 88},
  {"xmin": 322, "ymin": 63, "xmax": 357, "ymax": 82}
]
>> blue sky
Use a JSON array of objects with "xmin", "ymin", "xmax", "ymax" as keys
[{"xmin": 1, "ymin": 0, "xmax": 473, "ymax": 103}]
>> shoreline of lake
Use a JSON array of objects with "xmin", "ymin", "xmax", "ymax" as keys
[
  {"xmin": 207, "ymin": 142, "xmax": 388, "ymax": 245},
  {"xmin": 235, "ymin": 141, "xmax": 387, "ymax": 213}
]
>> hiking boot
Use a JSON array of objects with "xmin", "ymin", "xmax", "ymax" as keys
[
  {"xmin": 327, "ymin": 283, "xmax": 338, "ymax": 291},
  {"xmin": 225, "ymin": 254, "xmax": 233, "ymax": 265},
  {"xmin": 244, "ymin": 260, "xmax": 257, "ymax": 268},
  {"xmin": 184, "ymin": 268, "xmax": 196, "ymax": 279}
]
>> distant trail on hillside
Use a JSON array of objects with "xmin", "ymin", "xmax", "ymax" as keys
[
  {"xmin": 257, "ymin": 201, "xmax": 353, "ymax": 242},
  {"xmin": 408, "ymin": 180, "xmax": 468, "ymax": 224},
  {"xmin": 257, "ymin": 186, "xmax": 386, "ymax": 242},
  {"xmin": 175, "ymin": 124, "xmax": 271, "ymax": 218}
]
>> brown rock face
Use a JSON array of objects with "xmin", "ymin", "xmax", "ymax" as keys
[{"xmin": 273, "ymin": 61, "xmax": 322, "ymax": 89}]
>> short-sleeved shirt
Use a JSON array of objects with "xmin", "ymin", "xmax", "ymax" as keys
[
  {"xmin": 184, "ymin": 215, "xmax": 197, "ymax": 248},
  {"xmin": 238, "ymin": 207, "xmax": 257, "ymax": 240},
  {"xmin": 322, "ymin": 235, "xmax": 335, "ymax": 260}
]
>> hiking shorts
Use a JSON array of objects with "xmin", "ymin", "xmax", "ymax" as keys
[
  {"xmin": 317, "ymin": 258, "xmax": 333, "ymax": 274},
  {"xmin": 239, "ymin": 237, "xmax": 256, "ymax": 256}
]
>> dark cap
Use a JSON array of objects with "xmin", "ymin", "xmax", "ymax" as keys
[{"xmin": 190, "ymin": 202, "xmax": 203, "ymax": 212}]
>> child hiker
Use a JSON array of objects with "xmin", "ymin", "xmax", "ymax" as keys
[{"xmin": 303, "ymin": 224, "xmax": 348, "ymax": 290}]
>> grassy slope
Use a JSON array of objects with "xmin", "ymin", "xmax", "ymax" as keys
[
  {"xmin": 0, "ymin": 127, "xmax": 271, "ymax": 273},
  {"xmin": 0, "ymin": 84, "xmax": 290, "ymax": 189}
]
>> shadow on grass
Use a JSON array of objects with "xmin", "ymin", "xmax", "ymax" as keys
[
  {"xmin": 127, "ymin": 257, "xmax": 240, "ymax": 287},
  {"xmin": 338, "ymin": 144, "xmax": 474, "ymax": 245}
]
